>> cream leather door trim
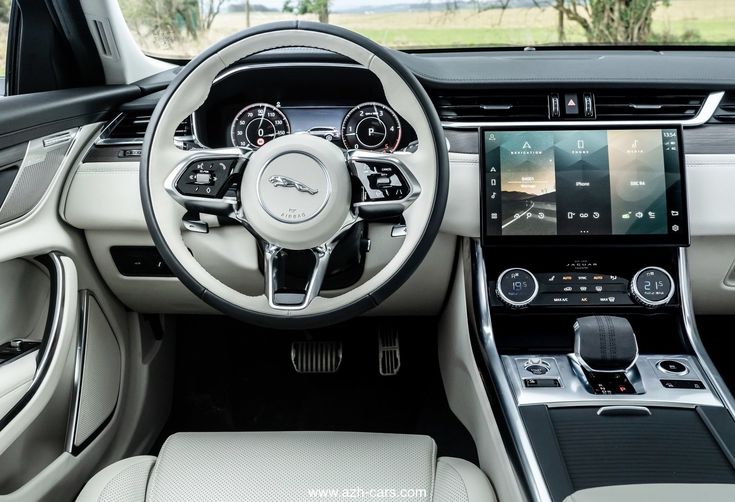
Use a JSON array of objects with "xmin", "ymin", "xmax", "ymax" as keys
[{"xmin": 0, "ymin": 254, "xmax": 78, "ymax": 457}]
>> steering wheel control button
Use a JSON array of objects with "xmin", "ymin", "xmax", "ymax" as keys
[
  {"xmin": 496, "ymin": 268, "xmax": 539, "ymax": 308},
  {"xmin": 657, "ymin": 360, "xmax": 689, "ymax": 375},
  {"xmin": 353, "ymin": 161, "xmax": 409, "ymax": 202},
  {"xmin": 631, "ymin": 266, "xmax": 675, "ymax": 307},
  {"xmin": 176, "ymin": 158, "xmax": 235, "ymax": 197}
]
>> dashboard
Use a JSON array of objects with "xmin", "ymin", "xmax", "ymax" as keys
[
  {"xmin": 69, "ymin": 48, "xmax": 735, "ymax": 317},
  {"xmin": 191, "ymin": 64, "xmax": 416, "ymax": 153}
]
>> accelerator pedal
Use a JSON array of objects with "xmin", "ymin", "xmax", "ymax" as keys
[
  {"xmin": 291, "ymin": 341, "xmax": 343, "ymax": 374},
  {"xmin": 378, "ymin": 330, "xmax": 401, "ymax": 376}
]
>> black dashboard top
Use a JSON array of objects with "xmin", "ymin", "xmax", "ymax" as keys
[{"xmin": 134, "ymin": 48, "xmax": 735, "ymax": 93}]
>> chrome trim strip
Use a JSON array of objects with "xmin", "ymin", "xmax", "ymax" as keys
[
  {"xmin": 597, "ymin": 405, "xmax": 651, "ymax": 416},
  {"xmin": 470, "ymin": 239, "xmax": 552, "ymax": 502},
  {"xmin": 65, "ymin": 290, "xmax": 90, "ymax": 453},
  {"xmin": 679, "ymin": 248, "xmax": 735, "ymax": 420},
  {"xmin": 442, "ymin": 91, "xmax": 724, "ymax": 129}
]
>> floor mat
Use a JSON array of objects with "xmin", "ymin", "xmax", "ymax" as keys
[{"xmin": 153, "ymin": 315, "xmax": 479, "ymax": 464}]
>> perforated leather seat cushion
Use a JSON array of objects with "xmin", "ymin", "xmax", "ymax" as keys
[{"xmin": 76, "ymin": 431, "xmax": 496, "ymax": 502}]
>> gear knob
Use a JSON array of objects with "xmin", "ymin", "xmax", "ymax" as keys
[{"xmin": 574, "ymin": 316, "xmax": 638, "ymax": 372}]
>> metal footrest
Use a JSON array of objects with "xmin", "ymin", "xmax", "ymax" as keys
[
  {"xmin": 291, "ymin": 341, "xmax": 343, "ymax": 374},
  {"xmin": 378, "ymin": 330, "xmax": 401, "ymax": 376}
]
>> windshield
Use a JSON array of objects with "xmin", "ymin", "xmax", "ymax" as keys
[{"xmin": 119, "ymin": 0, "xmax": 735, "ymax": 58}]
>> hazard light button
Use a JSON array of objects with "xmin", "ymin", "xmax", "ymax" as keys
[{"xmin": 564, "ymin": 93, "xmax": 580, "ymax": 115}]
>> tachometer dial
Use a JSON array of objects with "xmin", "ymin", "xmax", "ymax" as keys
[
  {"xmin": 341, "ymin": 102, "xmax": 401, "ymax": 152},
  {"xmin": 231, "ymin": 103, "xmax": 290, "ymax": 149}
]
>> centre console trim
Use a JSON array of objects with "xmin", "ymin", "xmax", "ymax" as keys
[
  {"xmin": 471, "ymin": 240, "xmax": 735, "ymax": 502},
  {"xmin": 471, "ymin": 239, "xmax": 553, "ymax": 502},
  {"xmin": 504, "ymin": 354, "xmax": 720, "ymax": 408},
  {"xmin": 679, "ymin": 248, "xmax": 735, "ymax": 420}
]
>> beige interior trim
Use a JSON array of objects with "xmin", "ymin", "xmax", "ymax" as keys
[{"xmin": 437, "ymin": 239, "xmax": 526, "ymax": 502}]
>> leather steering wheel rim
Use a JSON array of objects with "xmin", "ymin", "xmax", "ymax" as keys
[{"xmin": 140, "ymin": 21, "xmax": 449, "ymax": 329}]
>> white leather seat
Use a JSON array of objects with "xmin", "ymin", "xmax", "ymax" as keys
[{"xmin": 76, "ymin": 431, "xmax": 496, "ymax": 502}]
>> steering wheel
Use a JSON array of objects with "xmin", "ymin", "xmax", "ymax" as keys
[{"xmin": 140, "ymin": 21, "xmax": 449, "ymax": 328}]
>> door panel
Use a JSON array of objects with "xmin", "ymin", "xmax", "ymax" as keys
[
  {"xmin": 0, "ymin": 254, "xmax": 78, "ymax": 494},
  {"xmin": 0, "ymin": 258, "xmax": 50, "ymax": 419}
]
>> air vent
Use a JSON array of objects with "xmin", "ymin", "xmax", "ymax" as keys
[
  {"xmin": 433, "ymin": 90, "xmax": 550, "ymax": 122},
  {"xmin": 99, "ymin": 112, "xmax": 193, "ymax": 145},
  {"xmin": 712, "ymin": 92, "xmax": 735, "ymax": 123},
  {"xmin": 594, "ymin": 90, "xmax": 707, "ymax": 121}
]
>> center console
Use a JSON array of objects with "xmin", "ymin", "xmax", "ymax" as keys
[{"xmin": 471, "ymin": 126, "xmax": 735, "ymax": 502}]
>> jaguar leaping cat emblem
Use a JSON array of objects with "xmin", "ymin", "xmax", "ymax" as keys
[{"xmin": 268, "ymin": 175, "xmax": 319, "ymax": 195}]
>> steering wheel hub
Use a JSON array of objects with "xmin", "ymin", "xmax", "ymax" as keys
[
  {"xmin": 256, "ymin": 151, "xmax": 331, "ymax": 224},
  {"xmin": 240, "ymin": 133, "xmax": 352, "ymax": 250}
]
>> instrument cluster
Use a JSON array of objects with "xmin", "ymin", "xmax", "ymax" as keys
[
  {"xmin": 229, "ymin": 101, "xmax": 403, "ymax": 152},
  {"xmin": 189, "ymin": 64, "xmax": 416, "ymax": 153}
]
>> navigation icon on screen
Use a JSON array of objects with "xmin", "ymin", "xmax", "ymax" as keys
[
  {"xmin": 671, "ymin": 210, "xmax": 679, "ymax": 216},
  {"xmin": 490, "ymin": 213, "xmax": 498, "ymax": 220}
]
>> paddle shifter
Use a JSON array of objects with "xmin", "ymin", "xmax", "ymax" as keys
[{"xmin": 573, "ymin": 316, "xmax": 639, "ymax": 394}]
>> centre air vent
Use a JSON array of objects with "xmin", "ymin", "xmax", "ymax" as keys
[
  {"xmin": 433, "ymin": 90, "xmax": 550, "ymax": 122},
  {"xmin": 99, "ymin": 112, "xmax": 193, "ymax": 145},
  {"xmin": 711, "ymin": 92, "xmax": 735, "ymax": 123},
  {"xmin": 594, "ymin": 90, "xmax": 707, "ymax": 121}
]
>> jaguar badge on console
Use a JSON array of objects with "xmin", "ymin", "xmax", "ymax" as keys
[{"xmin": 268, "ymin": 175, "xmax": 319, "ymax": 195}]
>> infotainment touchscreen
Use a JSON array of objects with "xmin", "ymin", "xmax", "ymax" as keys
[{"xmin": 482, "ymin": 127, "xmax": 688, "ymax": 245}]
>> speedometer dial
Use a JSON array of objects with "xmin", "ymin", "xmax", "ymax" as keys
[
  {"xmin": 231, "ymin": 103, "xmax": 290, "ymax": 149},
  {"xmin": 341, "ymin": 102, "xmax": 401, "ymax": 152}
]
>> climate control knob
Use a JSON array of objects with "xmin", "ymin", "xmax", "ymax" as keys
[
  {"xmin": 630, "ymin": 266, "xmax": 675, "ymax": 307},
  {"xmin": 496, "ymin": 268, "xmax": 539, "ymax": 308}
]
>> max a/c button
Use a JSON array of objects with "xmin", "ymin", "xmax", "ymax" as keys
[{"xmin": 535, "ymin": 293, "xmax": 578, "ymax": 305}]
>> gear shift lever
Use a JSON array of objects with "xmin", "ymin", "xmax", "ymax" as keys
[{"xmin": 574, "ymin": 316, "xmax": 638, "ymax": 373}]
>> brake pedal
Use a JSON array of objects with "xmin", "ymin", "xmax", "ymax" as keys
[
  {"xmin": 378, "ymin": 330, "xmax": 401, "ymax": 376},
  {"xmin": 291, "ymin": 341, "xmax": 343, "ymax": 374}
]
